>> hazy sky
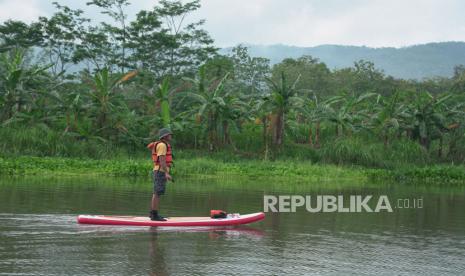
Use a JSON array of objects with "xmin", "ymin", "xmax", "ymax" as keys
[{"xmin": 1, "ymin": 0, "xmax": 465, "ymax": 48}]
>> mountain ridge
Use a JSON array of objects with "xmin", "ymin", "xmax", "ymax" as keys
[{"xmin": 221, "ymin": 41, "xmax": 465, "ymax": 80}]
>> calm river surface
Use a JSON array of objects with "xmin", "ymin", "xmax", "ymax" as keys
[{"xmin": 0, "ymin": 176, "xmax": 464, "ymax": 275}]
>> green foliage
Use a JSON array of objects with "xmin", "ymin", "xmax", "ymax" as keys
[
  {"xmin": 320, "ymin": 137, "xmax": 383, "ymax": 167},
  {"xmin": 227, "ymin": 45, "xmax": 270, "ymax": 95},
  {"xmin": 0, "ymin": 125, "xmax": 132, "ymax": 158},
  {"xmin": 156, "ymin": 77, "xmax": 172, "ymax": 128},
  {"xmin": 0, "ymin": 20, "xmax": 43, "ymax": 52},
  {"xmin": 128, "ymin": 0, "xmax": 216, "ymax": 77},
  {"xmin": 38, "ymin": 2, "xmax": 90, "ymax": 75},
  {"xmin": 272, "ymin": 55, "xmax": 331, "ymax": 97},
  {"xmin": 368, "ymin": 165, "xmax": 465, "ymax": 184},
  {"xmin": 0, "ymin": 155, "xmax": 367, "ymax": 180},
  {"xmin": 0, "ymin": 156, "xmax": 149, "ymax": 176},
  {"xmin": 319, "ymin": 136, "xmax": 431, "ymax": 168},
  {"xmin": 0, "ymin": 49, "xmax": 53, "ymax": 122},
  {"xmin": 180, "ymin": 66, "xmax": 248, "ymax": 149},
  {"xmin": 266, "ymin": 71, "xmax": 301, "ymax": 145},
  {"xmin": 0, "ymin": 4, "xmax": 464, "ymax": 184},
  {"xmin": 2, "ymin": 154, "xmax": 464, "ymax": 183}
]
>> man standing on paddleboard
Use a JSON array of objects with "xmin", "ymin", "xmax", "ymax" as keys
[{"xmin": 147, "ymin": 128, "xmax": 173, "ymax": 221}]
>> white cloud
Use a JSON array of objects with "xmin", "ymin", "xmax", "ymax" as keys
[
  {"xmin": 193, "ymin": 0, "xmax": 465, "ymax": 47},
  {"xmin": 1, "ymin": 0, "xmax": 465, "ymax": 47},
  {"xmin": 0, "ymin": 0, "xmax": 45, "ymax": 23}
]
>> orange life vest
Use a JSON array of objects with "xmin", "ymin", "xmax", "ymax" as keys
[{"xmin": 147, "ymin": 141, "xmax": 173, "ymax": 167}]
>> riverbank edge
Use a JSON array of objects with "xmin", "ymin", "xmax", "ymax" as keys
[{"xmin": 1, "ymin": 156, "xmax": 464, "ymax": 184}]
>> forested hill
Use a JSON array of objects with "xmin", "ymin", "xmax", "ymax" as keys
[{"xmin": 222, "ymin": 42, "xmax": 465, "ymax": 80}]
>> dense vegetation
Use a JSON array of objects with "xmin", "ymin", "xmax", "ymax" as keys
[{"xmin": 1, "ymin": 0, "xmax": 464, "ymax": 178}]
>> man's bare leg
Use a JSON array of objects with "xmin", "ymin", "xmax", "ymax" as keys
[
  {"xmin": 151, "ymin": 193, "xmax": 159, "ymax": 211},
  {"xmin": 150, "ymin": 194, "xmax": 166, "ymax": 221}
]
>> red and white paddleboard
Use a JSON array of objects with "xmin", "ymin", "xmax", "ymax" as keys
[{"xmin": 77, "ymin": 212, "xmax": 265, "ymax": 227}]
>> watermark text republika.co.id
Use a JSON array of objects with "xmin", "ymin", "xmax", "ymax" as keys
[{"xmin": 264, "ymin": 195, "xmax": 423, "ymax": 213}]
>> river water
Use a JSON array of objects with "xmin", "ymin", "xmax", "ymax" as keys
[{"xmin": 0, "ymin": 176, "xmax": 464, "ymax": 275}]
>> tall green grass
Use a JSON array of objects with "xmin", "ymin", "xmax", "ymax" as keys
[
  {"xmin": 320, "ymin": 137, "xmax": 430, "ymax": 168},
  {"xmin": 0, "ymin": 125, "xmax": 143, "ymax": 159},
  {"xmin": 1, "ymin": 125, "xmax": 464, "ymax": 184}
]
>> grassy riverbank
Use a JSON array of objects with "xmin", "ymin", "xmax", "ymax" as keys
[
  {"xmin": 2, "ymin": 125, "xmax": 465, "ymax": 184},
  {"xmin": 0, "ymin": 156, "xmax": 366, "ymax": 179},
  {"xmin": 1, "ymin": 156, "xmax": 464, "ymax": 184},
  {"xmin": 2, "ymin": 128, "xmax": 464, "ymax": 183}
]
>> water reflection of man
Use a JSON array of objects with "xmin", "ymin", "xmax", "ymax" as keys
[{"xmin": 149, "ymin": 231, "xmax": 168, "ymax": 276}]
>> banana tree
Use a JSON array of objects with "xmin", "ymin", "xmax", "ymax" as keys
[
  {"xmin": 299, "ymin": 94, "xmax": 343, "ymax": 147},
  {"xmin": 446, "ymin": 102, "xmax": 465, "ymax": 159},
  {"xmin": 88, "ymin": 68, "xmax": 137, "ymax": 137},
  {"xmin": 266, "ymin": 71, "xmax": 301, "ymax": 146},
  {"xmin": 251, "ymin": 95, "xmax": 274, "ymax": 158},
  {"xmin": 0, "ymin": 50, "xmax": 51, "ymax": 122},
  {"xmin": 0, "ymin": 50, "xmax": 25, "ymax": 121},
  {"xmin": 371, "ymin": 91, "xmax": 409, "ymax": 146},
  {"xmin": 406, "ymin": 92, "xmax": 457, "ymax": 150},
  {"xmin": 154, "ymin": 77, "xmax": 172, "ymax": 128},
  {"xmin": 45, "ymin": 87, "xmax": 88, "ymax": 133},
  {"xmin": 181, "ymin": 66, "xmax": 247, "ymax": 150},
  {"xmin": 326, "ymin": 92, "xmax": 377, "ymax": 137}
]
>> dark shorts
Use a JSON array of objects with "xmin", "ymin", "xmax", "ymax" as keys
[{"xmin": 153, "ymin": 170, "xmax": 167, "ymax": 196}]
